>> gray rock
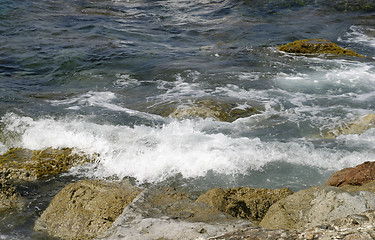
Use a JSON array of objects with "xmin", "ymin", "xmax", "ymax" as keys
[
  {"xmin": 260, "ymin": 182, "xmax": 375, "ymax": 230},
  {"xmin": 212, "ymin": 210, "xmax": 375, "ymax": 240},
  {"xmin": 97, "ymin": 187, "xmax": 255, "ymax": 240}
]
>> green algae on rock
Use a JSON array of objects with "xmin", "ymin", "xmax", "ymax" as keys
[
  {"xmin": 278, "ymin": 39, "xmax": 365, "ymax": 57},
  {"xmin": 0, "ymin": 179, "xmax": 24, "ymax": 211},
  {"xmin": 0, "ymin": 148, "xmax": 96, "ymax": 181},
  {"xmin": 196, "ymin": 187, "xmax": 293, "ymax": 223}
]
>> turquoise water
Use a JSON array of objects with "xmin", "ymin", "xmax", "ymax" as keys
[{"xmin": 1, "ymin": 0, "xmax": 375, "ymax": 238}]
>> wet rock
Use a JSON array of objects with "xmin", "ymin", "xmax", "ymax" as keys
[
  {"xmin": 34, "ymin": 179, "xmax": 142, "ymax": 240},
  {"xmin": 326, "ymin": 161, "xmax": 375, "ymax": 187},
  {"xmin": 260, "ymin": 182, "xmax": 375, "ymax": 230},
  {"xmin": 0, "ymin": 147, "xmax": 96, "ymax": 181},
  {"xmin": 323, "ymin": 113, "xmax": 375, "ymax": 139},
  {"xmin": 150, "ymin": 99, "xmax": 262, "ymax": 122},
  {"xmin": 278, "ymin": 39, "xmax": 364, "ymax": 57},
  {"xmin": 0, "ymin": 178, "xmax": 24, "ymax": 211},
  {"xmin": 196, "ymin": 187, "xmax": 292, "ymax": 222},
  {"xmin": 97, "ymin": 186, "xmax": 255, "ymax": 240}
]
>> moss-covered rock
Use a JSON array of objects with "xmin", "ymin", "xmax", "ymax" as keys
[
  {"xmin": 279, "ymin": 39, "xmax": 364, "ymax": 57},
  {"xmin": 323, "ymin": 113, "xmax": 375, "ymax": 139},
  {"xmin": 196, "ymin": 187, "xmax": 293, "ymax": 223},
  {"xmin": 34, "ymin": 179, "xmax": 142, "ymax": 240},
  {"xmin": 0, "ymin": 178, "xmax": 24, "ymax": 211},
  {"xmin": 0, "ymin": 148, "xmax": 96, "ymax": 181}
]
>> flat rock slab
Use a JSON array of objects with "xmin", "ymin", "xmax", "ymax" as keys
[
  {"xmin": 260, "ymin": 182, "xmax": 375, "ymax": 230},
  {"xmin": 97, "ymin": 187, "xmax": 255, "ymax": 240},
  {"xmin": 212, "ymin": 210, "xmax": 375, "ymax": 240}
]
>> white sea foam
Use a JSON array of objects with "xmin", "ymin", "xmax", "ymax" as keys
[
  {"xmin": 1, "ymin": 113, "xmax": 373, "ymax": 184},
  {"xmin": 114, "ymin": 73, "xmax": 140, "ymax": 88},
  {"xmin": 48, "ymin": 91, "xmax": 163, "ymax": 120},
  {"xmin": 340, "ymin": 25, "xmax": 375, "ymax": 48}
]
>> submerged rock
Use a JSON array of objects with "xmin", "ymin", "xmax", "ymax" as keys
[
  {"xmin": 0, "ymin": 179, "xmax": 24, "ymax": 211},
  {"xmin": 196, "ymin": 187, "xmax": 292, "ymax": 223},
  {"xmin": 97, "ymin": 186, "xmax": 255, "ymax": 240},
  {"xmin": 34, "ymin": 179, "xmax": 142, "ymax": 240},
  {"xmin": 326, "ymin": 161, "xmax": 375, "ymax": 187},
  {"xmin": 0, "ymin": 148, "xmax": 96, "ymax": 181},
  {"xmin": 150, "ymin": 99, "xmax": 262, "ymax": 122},
  {"xmin": 323, "ymin": 113, "xmax": 375, "ymax": 139},
  {"xmin": 260, "ymin": 181, "xmax": 375, "ymax": 230},
  {"xmin": 278, "ymin": 39, "xmax": 364, "ymax": 57}
]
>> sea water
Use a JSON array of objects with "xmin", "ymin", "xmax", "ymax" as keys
[{"xmin": 1, "ymin": 0, "xmax": 375, "ymax": 238}]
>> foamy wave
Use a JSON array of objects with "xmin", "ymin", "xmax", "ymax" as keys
[
  {"xmin": 340, "ymin": 25, "xmax": 375, "ymax": 48},
  {"xmin": 1, "ymin": 114, "xmax": 373, "ymax": 183},
  {"xmin": 48, "ymin": 91, "xmax": 163, "ymax": 120}
]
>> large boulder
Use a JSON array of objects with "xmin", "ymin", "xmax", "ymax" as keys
[
  {"xmin": 196, "ymin": 187, "xmax": 292, "ymax": 222},
  {"xmin": 323, "ymin": 113, "xmax": 375, "ymax": 139},
  {"xmin": 278, "ymin": 39, "xmax": 364, "ymax": 57},
  {"xmin": 326, "ymin": 161, "xmax": 375, "ymax": 187},
  {"xmin": 34, "ymin": 179, "xmax": 142, "ymax": 240},
  {"xmin": 0, "ymin": 148, "xmax": 96, "ymax": 181},
  {"xmin": 0, "ymin": 178, "xmax": 24, "ymax": 211},
  {"xmin": 260, "ymin": 181, "xmax": 375, "ymax": 230},
  {"xmin": 97, "ymin": 186, "xmax": 255, "ymax": 240}
]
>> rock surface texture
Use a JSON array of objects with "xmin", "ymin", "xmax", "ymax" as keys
[
  {"xmin": 96, "ymin": 187, "xmax": 255, "ymax": 240},
  {"xmin": 260, "ymin": 182, "xmax": 375, "ymax": 230},
  {"xmin": 196, "ymin": 187, "xmax": 292, "ymax": 222},
  {"xmin": 278, "ymin": 38, "xmax": 364, "ymax": 57},
  {"xmin": 212, "ymin": 210, "xmax": 375, "ymax": 239},
  {"xmin": 34, "ymin": 179, "xmax": 142, "ymax": 240},
  {"xmin": 326, "ymin": 161, "xmax": 375, "ymax": 187}
]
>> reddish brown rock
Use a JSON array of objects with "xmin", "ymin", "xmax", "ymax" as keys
[{"xmin": 325, "ymin": 161, "xmax": 375, "ymax": 187}]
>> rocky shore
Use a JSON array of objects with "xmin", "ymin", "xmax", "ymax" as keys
[{"xmin": 1, "ymin": 144, "xmax": 375, "ymax": 239}]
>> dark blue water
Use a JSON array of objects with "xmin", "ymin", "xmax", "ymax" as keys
[{"xmin": 1, "ymin": 0, "xmax": 375, "ymax": 238}]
